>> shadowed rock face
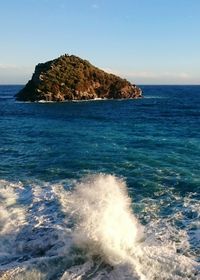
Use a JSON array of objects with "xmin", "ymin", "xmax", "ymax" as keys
[{"xmin": 16, "ymin": 55, "xmax": 142, "ymax": 101}]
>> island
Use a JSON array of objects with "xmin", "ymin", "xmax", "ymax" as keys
[{"xmin": 16, "ymin": 54, "xmax": 142, "ymax": 102}]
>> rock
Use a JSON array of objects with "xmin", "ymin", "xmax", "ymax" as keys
[{"xmin": 16, "ymin": 54, "xmax": 142, "ymax": 102}]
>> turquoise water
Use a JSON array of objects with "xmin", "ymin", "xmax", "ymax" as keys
[{"xmin": 0, "ymin": 85, "xmax": 199, "ymax": 279}]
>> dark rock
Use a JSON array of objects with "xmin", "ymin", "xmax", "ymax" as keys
[{"xmin": 16, "ymin": 54, "xmax": 142, "ymax": 102}]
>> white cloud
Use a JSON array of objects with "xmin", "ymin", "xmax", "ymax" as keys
[
  {"xmin": 0, "ymin": 64, "xmax": 198, "ymax": 85},
  {"xmin": 0, "ymin": 65, "xmax": 34, "ymax": 84},
  {"xmin": 0, "ymin": 64, "xmax": 19, "ymax": 70},
  {"xmin": 102, "ymin": 67, "xmax": 121, "ymax": 75},
  {"xmin": 102, "ymin": 67, "xmax": 194, "ymax": 84},
  {"xmin": 126, "ymin": 71, "xmax": 191, "ymax": 83},
  {"xmin": 124, "ymin": 71, "xmax": 190, "ymax": 80}
]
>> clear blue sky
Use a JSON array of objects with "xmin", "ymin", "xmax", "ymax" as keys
[{"xmin": 0, "ymin": 0, "xmax": 200, "ymax": 84}]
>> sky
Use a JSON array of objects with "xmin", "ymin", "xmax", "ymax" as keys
[{"xmin": 0, "ymin": 0, "xmax": 200, "ymax": 84}]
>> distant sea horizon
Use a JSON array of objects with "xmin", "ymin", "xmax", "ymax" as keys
[{"xmin": 1, "ymin": 83, "xmax": 200, "ymax": 86}]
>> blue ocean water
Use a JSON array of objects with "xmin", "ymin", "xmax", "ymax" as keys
[{"xmin": 0, "ymin": 85, "xmax": 199, "ymax": 279}]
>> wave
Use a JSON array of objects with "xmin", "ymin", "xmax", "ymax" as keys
[
  {"xmin": 65, "ymin": 175, "xmax": 143, "ymax": 265},
  {"xmin": 144, "ymin": 95, "xmax": 166, "ymax": 99},
  {"xmin": 0, "ymin": 175, "xmax": 199, "ymax": 279}
]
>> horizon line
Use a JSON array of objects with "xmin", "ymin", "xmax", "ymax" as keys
[{"xmin": 0, "ymin": 84, "xmax": 200, "ymax": 86}]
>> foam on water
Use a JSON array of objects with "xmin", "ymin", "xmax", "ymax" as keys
[
  {"xmin": 55, "ymin": 174, "xmax": 200, "ymax": 279},
  {"xmin": 67, "ymin": 174, "xmax": 143, "ymax": 264},
  {"xmin": 0, "ymin": 180, "xmax": 27, "ymax": 257},
  {"xmin": 0, "ymin": 175, "xmax": 199, "ymax": 279}
]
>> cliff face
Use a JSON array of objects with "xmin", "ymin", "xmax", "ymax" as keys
[{"xmin": 16, "ymin": 55, "xmax": 142, "ymax": 101}]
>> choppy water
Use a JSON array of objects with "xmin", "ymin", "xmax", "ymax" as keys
[{"xmin": 0, "ymin": 85, "xmax": 200, "ymax": 279}]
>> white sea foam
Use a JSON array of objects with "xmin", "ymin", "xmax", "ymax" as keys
[
  {"xmin": 0, "ymin": 180, "xmax": 27, "ymax": 256},
  {"xmin": 67, "ymin": 174, "xmax": 143, "ymax": 265},
  {"xmin": 0, "ymin": 176, "xmax": 199, "ymax": 279},
  {"xmin": 56, "ymin": 174, "xmax": 200, "ymax": 279}
]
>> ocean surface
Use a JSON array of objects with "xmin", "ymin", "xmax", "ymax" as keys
[{"xmin": 0, "ymin": 85, "xmax": 200, "ymax": 279}]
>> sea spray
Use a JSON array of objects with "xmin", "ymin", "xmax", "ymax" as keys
[
  {"xmin": 55, "ymin": 174, "xmax": 150, "ymax": 279},
  {"xmin": 56, "ymin": 174, "xmax": 199, "ymax": 279},
  {"xmin": 67, "ymin": 174, "xmax": 143, "ymax": 265},
  {"xmin": 0, "ymin": 180, "xmax": 27, "ymax": 255},
  {"xmin": 1, "ymin": 177, "xmax": 199, "ymax": 279}
]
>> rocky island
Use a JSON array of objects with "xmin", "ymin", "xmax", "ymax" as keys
[{"xmin": 16, "ymin": 55, "xmax": 142, "ymax": 102}]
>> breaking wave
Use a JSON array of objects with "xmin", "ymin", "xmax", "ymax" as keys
[
  {"xmin": 66, "ymin": 175, "xmax": 143, "ymax": 264},
  {"xmin": 0, "ymin": 174, "xmax": 199, "ymax": 279}
]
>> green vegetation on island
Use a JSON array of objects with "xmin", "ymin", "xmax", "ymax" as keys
[{"xmin": 16, "ymin": 54, "xmax": 142, "ymax": 101}]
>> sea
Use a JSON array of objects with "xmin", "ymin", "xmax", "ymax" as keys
[{"xmin": 0, "ymin": 85, "xmax": 199, "ymax": 280}]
